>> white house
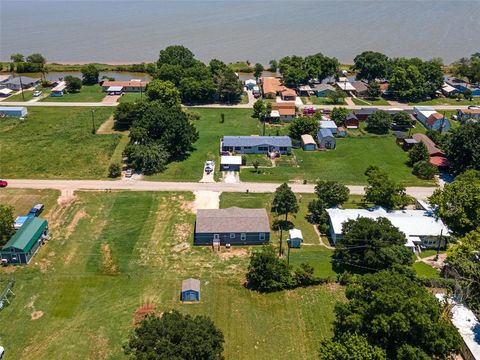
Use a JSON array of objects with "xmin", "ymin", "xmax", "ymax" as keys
[{"xmin": 326, "ymin": 206, "xmax": 450, "ymax": 252}]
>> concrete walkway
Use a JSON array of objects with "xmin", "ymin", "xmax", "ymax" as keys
[{"xmin": 6, "ymin": 179, "xmax": 437, "ymax": 200}]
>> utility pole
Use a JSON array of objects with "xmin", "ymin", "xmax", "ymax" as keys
[
  {"xmin": 287, "ymin": 243, "xmax": 291, "ymax": 265},
  {"xmin": 19, "ymin": 76, "xmax": 25, "ymax": 101},
  {"xmin": 91, "ymin": 109, "xmax": 96, "ymax": 134},
  {"xmin": 436, "ymin": 229, "xmax": 443, "ymax": 259}
]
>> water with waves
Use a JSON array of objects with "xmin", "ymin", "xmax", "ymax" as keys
[{"xmin": 1, "ymin": 0, "xmax": 479, "ymax": 64}]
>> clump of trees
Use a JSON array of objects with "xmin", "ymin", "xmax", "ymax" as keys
[
  {"xmin": 452, "ymin": 53, "xmax": 480, "ymax": 84},
  {"xmin": 308, "ymin": 181, "xmax": 350, "ymax": 231},
  {"xmin": 365, "ymin": 111, "xmax": 391, "ymax": 134},
  {"xmin": 155, "ymin": 45, "xmax": 242, "ymax": 104},
  {"xmin": 333, "ymin": 217, "xmax": 413, "ymax": 271},
  {"xmin": 10, "ymin": 52, "xmax": 46, "ymax": 73},
  {"xmin": 363, "ymin": 166, "xmax": 409, "ymax": 209},
  {"xmin": 64, "ymin": 75, "xmax": 82, "ymax": 93},
  {"xmin": 406, "ymin": 142, "xmax": 437, "ymax": 180},
  {"xmin": 288, "ymin": 116, "xmax": 319, "ymax": 140},
  {"xmin": 245, "ymin": 245, "xmax": 324, "ymax": 292},
  {"xmin": 323, "ymin": 269, "xmax": 461, "ymax": 359},
  {"xmin": 125, "ymin": 310, "xmax": 224, "ymax": 360},
  {"xmin": 0, "ymin": 205, "xmax": 15, "ymax": 247},
  {"xmin": 330, "ymin": 107, "xmax": 348, "ymax": 126},
  {"xmin": 353, "ymin": 51, "xmax": 389, "ymax": 83},
  {"xmin": 252, "ymin": 99, "xmax": 272, "ymax": 121},
  {"xmin": 445, "ymin": 122, "xmax": 480, "ymax": 174}
]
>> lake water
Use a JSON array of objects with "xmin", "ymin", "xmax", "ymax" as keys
[{"xmin": 1, "ymin": 0, "xmax": 479, "ymax": 65}]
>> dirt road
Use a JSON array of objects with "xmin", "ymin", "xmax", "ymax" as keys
[{"xmin": 5, "ymin": 179, "xmax": 437, "ymax": 199}]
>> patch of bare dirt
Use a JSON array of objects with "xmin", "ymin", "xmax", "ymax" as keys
[
  {"xmin": 37, "ymin": 258, "xmax": 52, "ymax": 273},
  {"xmin": 86, "ymin": 334, "xmax": 112, "ymax": 360},
  {"xmin": 65, "ymin": 209, "xmax": 87, "ymax": 238},
  {"xmin": 31, "ymin": 311, "xmax": 44, "ymax": 320},
  {"xmin": 101, "ymin": 243, "xmax": 118, "ymax": 275},
  {"xmin": 218, "ymin": 248, "xmax": 248, "ymax": 260},
  {"xmin": 57, "ymin": 190, "xmax": 78, "ymax": 207},
  {"xmin": 26, "ymin": 295, "xmax": 38, "ymax": 309},
  {"xmin": 192, "ymin": 191, "xmax": 220, "ymax": 213},
  {"xmin": 175, "ymin": 223, "xmax": 192, "ymax": 243}
]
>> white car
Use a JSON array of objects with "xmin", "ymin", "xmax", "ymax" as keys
[
  {"xmin": 33, "ymin": 90, "xmax": 42, "ymax": 97},
  {"xmin": 125, "ymin": 169, "xmax": 133, "ymax": 178},
  {"xmin": 0, "ymin": 345, "xmax": 4, "ymax": 359},
  {"xmin": 205, "ymin": 160, "xmax": 215, "ymax": 167}
]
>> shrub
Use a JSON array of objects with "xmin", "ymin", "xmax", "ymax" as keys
[
  {"xmin": 108, "ymin": 163, "xmax": 122, "ymax": 178},
  {"xmin": 412, "ymin": 160, "xmax": 437, "ymax": 180}
]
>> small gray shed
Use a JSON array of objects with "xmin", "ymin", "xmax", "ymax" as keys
[
  {"xmin": 317, "ymin": 128, "xmax": 336, "ymax": 149},
  {"xmin": 181, "ymin": 278, "xmax": 200, "ymax": 302}
]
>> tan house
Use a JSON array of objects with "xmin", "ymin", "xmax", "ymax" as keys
[
  {"xmin": 271, "ymin": 102, "xmax": 296, "ymax": 121},
  {"xmin": 260, "ymin": 77, "xmax": 295, "ymax": 100},
  {"xmin": 101, "ymin": 80, "xmax": 148, "ymax": 93}
]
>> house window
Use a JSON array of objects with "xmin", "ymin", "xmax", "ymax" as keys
[
  {"xmin": 241, "ymin": 233, "xmax": 246, "ymax": 241},
  {"xmin": 230, "ymin": 233, "xmax": 235, "ymax": 238},
  {"xmin": 280, "ymin": 147, "xmax": 287, "ymax": 151},
  {"xmin": 258, "ymin": 146, "xmax": 268, "ymax": 151},
  {"xmin": 214, "ymin": 234, "xmax": 219, "ymax": 240},
  {"xmin": 244, "ymin": 146, "xmax": 252, "ymax": 150},
  {"xmin": 235, "ymin": 147, "xmax": 241, "ymax": 151},
  {"xmin": 259, "ymin": 233, "xmax": 265, "ymax": 241}
]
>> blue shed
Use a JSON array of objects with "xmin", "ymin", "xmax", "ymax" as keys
[
  {"xmin": 245, "ymin": 79, "xmax": 257, "ymax": 90},
  {"xmin": 181, "ymin": 278, "xmax": 200, "ymax": 302},
  {"xmin": 317, "ymin": 128, "xmax": 336, "ymax": 149},
  {"xmin": 287, "ymin": 228, "xmax": 303, "ymax": 248},
  {"xmin": 0, "ymin": 106, "xmax": 28, "ymax": 118}
]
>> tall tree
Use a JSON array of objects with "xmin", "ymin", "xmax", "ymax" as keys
[
  {"xmin": 10, "ymin": 53, "xmax": 24, "ymax": 63},
  {"xmin": 272, "ymin": 183, "xmax": 299, "ymax": 221},
  {"xmin": 81, "ymin": 64, "xmax": 100, "ymax": 85},
  {"xmin": 125, "ymin": 310, "xmax": 224, "ymax": 360},
  {"xmin": 445, "ymin": 122, "xmax": 480, "ymax": 173},
  {"xmin": 145, "ymin": 80, "xmax": 181, "ymax": 108},
  {"xmin": 366, "ymin": 80, "xmax": 381, "ymax": 98},
  {"xmin": 407, "ymin": 142, "xmax": 429, "ymax": 166},
  {"xmin": 429, "ymin": 170, "xmax": 480, "ymax": 236},
  {"xmin": 333, "ymin": 217, "xmax": 413, "ymax": 271},
  {"xmin": 333, "ymin": 270, "xmax": 461, "ymax": 359},
  {"xmin": 354, "ymin": 51, "xmax": 389, "ymax": 82},
  {"xmin": 452, "ymin": 54, "xmax": 480, "ymax": 83},
  {"xmin": 268, "ymin": 59, "xmax": 278, "ymax": 72},
  {"xmin": 364, "ymin": 166, "xmax": 409, "ymax": 209},
  {"xmin": 253, "ymin": 63, "xmax": 264, "ymax": 79},
  {"xmin": 26, "ymin": 53, "xmax": 46, "ymax": 65},
  {"xmin": 64, "ymin": 75, "xmax": 82, "ymax": 93},
  {"xmin": 319, "ymin": 333, "xmax": 387, "ymax": 360},
  {"xmin": 314, "ymin": 180, "xmax": 349, "ymax": 208},
  {"xmin": 0, "ymin": 205, "xmax": 15, "ymax": 247},
  {"xmin": 113, "ymin": 100, "xmax": 149, "ymax": 130},
  {"xmin": 157, "ymin": 45, "xmax": 196, "ymax": 68},
  {"xmin": 330, "ymin": 107, "xmax": 349, "ymax": 126},
  {"xmin": 288, "ymin": 116, "xmax": 319, "ymax": 140},
  {"xmin": 366, "ymin": 111, "xmax": 392, "ymax": 134}
]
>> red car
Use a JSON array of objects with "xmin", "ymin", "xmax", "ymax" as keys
[{"xmin": 0, "ymin": 180, "xmax": 8, "ymax": 188}]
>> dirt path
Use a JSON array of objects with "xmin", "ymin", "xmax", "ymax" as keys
[
  {"xmin": 96, "ymin": 115, "xmax": 121, "ymax": 134},
  {"xmin": 312, "ymin": 224, "xmax": 335, "ymax": 250}
]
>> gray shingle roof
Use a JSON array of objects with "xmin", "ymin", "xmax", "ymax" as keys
[
  {"xmin": 317, "ymin": 128, "xmax": 334, "ymax": 139},
  {"xmin": 182, "ymin": 278, "xmax": 200, "ymax": 292},
  {"xmin": 222, "ymin": 136, "xmax": 292, "ymax": 148},
  {"xmin": 5, "ymin": 76, "xmax": 40, "ymax": 85},
  {"xmin": 196, "ymin": 207, "xmax": 270, "ymax": 233}
]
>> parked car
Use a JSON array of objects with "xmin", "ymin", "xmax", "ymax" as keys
[
  {"xmin": 125, "ymin": 169, "xmax": 133, "ymax": 178},
  {"xmin": 0, "ymin": 180, "xmax": 7, "ymax": 188},
  {"xmin": 0, "ymin": 345, "xmax": 4, "ymax": 359},
  {"xmin": 33, "ymin": 90, "xmax": 42, "ymax": 97},
  {"xmin": 28, "ymin": 204, "xmax": 44, "ymax": 217},
  {"xmin": 204, "ymin": 160, "xmax": 215, "ymax": 172},
  {"xmin": 468, "ymin": 105, "xmax": 480, "ymax": 109}
]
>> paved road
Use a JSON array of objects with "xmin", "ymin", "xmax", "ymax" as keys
[
  {"xmin": 0, "ymin": 101, "xmax": 117, "ymax": 107},
  {"xmin": 6, "ymin": 179, "xmax": 437, "ymax": 199}
]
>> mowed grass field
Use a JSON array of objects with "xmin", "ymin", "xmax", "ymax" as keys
[
  {"xmin": 0, "ymin": 107, "xmax": 120, "ymax": 178},
  {"xmin": 0, "ymin": 189, "xmax": 343, "ymax": 360},
  {"xmin": 41, "ymin": 85, "xmax": 106, "ymax": 102}
]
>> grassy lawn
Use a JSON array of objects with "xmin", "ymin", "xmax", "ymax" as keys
[
  {"xmin": 0, "ymin": 107, "xmax": 120, "ymax": 179},
  {"xmin": 146, "ymin": 108, "xmax": 261, "ymax": 181},
  {"xmin": 418, "ymin": 249, "xmax": 446, "ymax": 259},
  {"xmin": 412, "ymin": 262, "xmax": 440, "ymax": 279},
  {"xmin": 4, "ymin": 90, "xmax": 36, "ymax": 102},
  {"xmin": 241, "ymin": 135, "xmax": 431, "ymax": 186},
  {"xmin": 352, "ymin": 97, "xmax": 390, "ymax": 106},
  {"xmin": 302, "ymin": 97, "xmax": 346, "ymax": 105},
  {"xmin": 0, "ymin": 190, "xmax": 343, "ymax": 359},
  {"xmin": 409, "ymin": 97, "xmax": 480, "ymax": 106},
  {"xmin": 117, "ymin": 92, "xmax": 144, "ymax": 103},
  {"xmin": 41, "ymin": 85, "xmax": 106, "ymax": 102}
]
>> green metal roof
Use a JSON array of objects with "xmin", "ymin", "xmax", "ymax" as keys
[{"xmin": 2, "ymin": 217, "xmax": 47, "ymax": 253}]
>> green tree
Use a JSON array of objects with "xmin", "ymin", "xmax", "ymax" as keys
[
  {"xmin": 333, "ymin": 270, "xmax": 461, "ymax": 359},
  {"xmin": 252, "ymin": 99, "xmax": 265, "ymax": 119},
  {"xmin": 108, "ymin": 163, "xmax": 122, "ymax": 178},
  {"xmin": 125, "ymin": 310, "xmax": 224, "ymax": 360},
  {"xmin": 246, "ymin": 245, "xmax": 294, "ymax": 292},
  {"xmin": 272, "ymin": 183, "xmax": 299, "ymax": 221},
  {"xmin": 366, "ymin": 80, "xmax": 381, "ymax": 98},
  {"xmin": 314, "ymin": 180, "xmax": 349, "ymax": 207},
  {"xmin": 388, "ymin": 65, "xmax": 426, "ymax": 102},
  {"xmin": 407, "ymin": 142, "xmax": 429, "ymax": 166},
  {"xmin": 330, "ymin": 107, "xmax": 349, "ymax": 126},
  {"xmin": 429, "ymin": 170, "xmax": 480, "ymax": 235},
  {"xmin": 453, "ymin": 54, "xmax": 480, "ymax": 84},
  {"xmin": 0, "ymin": 205, "xmax": 15, "ymax": 247},
  {"xmin": 328, "ymin": 90, "xmax": 346, "ymax": 105},
  {"xmin": 412, "ymin": 160, "xmax": 437, "ymax": 180},
  {"xmin": 364, "ymin": 166, "xmax": 409, "ymax": 209},
  {"xmin": 353, "ymin": 51, "xmax": 389, "ymax": 82},
  {"xmin": 445, "ymin": 122, "xmax": 480, "ymax": 173},
  {"xmin": 10, "ymin": 53, "xmax": 24, "ymax": 63},
  {"xmin": 366, "ymin": 111, "xmax": 392, "ymax": 134},
  {"xmin": 288, "ymin": 116, "xmax": 319, "ymax": 140},
  {"xmin": 464, "ymin": 88, "xmax": 473, "ymax": 100},
  {"xmin": 252, "ymin": 160, "xmax": 260, "ymax": 173},
  {"xmin": 130, "ymin": 103, "xmax": 198, "ymax": 161},
  {"xmin": 145, "ymin": 80, "xmax": 181, "ymax": 108},
  {"xmin": 278, "ymin": 55, "xmax": 308, "ymax": 87},
  {"xmin": 307, "ymin": 199, "xmax": 329, "ymax": 226},
  {"xmin": 319, "ymin": 333, "xmax": 387, "ymax": 360},
  {"xmin": 64, "ymin": 75, "xmax": 82, "ymax": 93},
  {"xmin": 113, "ymin": 101, "xmax": 149, "ymax": 130},
  {"xmin": 157, "ymin": 45, "xmax": 196, "ymax": 68},
  {"xmin": 444, "ymin": 230, "xmax": 480, "ymax": 313},
  {"xmin": 253, "ymin": 63, "xmax": 264, "ymax": 79},
  {"xmin": 268, "ymin": 59, "xmax": 278, "ymax": 72},
  {"xmin": 80, "ymin": 64, "xmax": 100, "ymax": 85},
  {"xmin": 392, "ymin": 111, "xmax": 414, "ymax": 129},
  {"xmin": 26, "ymin": 53, "xmax": 46, "ymax": 64},
  {"xmin": 179, "ymin": 77, "xmax": 216, "ymax": 103},
  {"xmin": 123, "ymin": 143, "xmax": 169, "ymax": 175},
  {"xmin": 334, "ymin": 217, "xmax": 413, "ymax": 271},
  {"xmin": 213, "ymin": 67, "xmax": 243, "ymax": 103},
  {"xmin": 293, "ymin": 263, "xmax": 320, "ymax": 287}
]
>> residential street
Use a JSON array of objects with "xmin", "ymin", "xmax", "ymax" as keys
[{"xmin": 5, "ymin": 179, "xmax": 437, "ymax": 200}]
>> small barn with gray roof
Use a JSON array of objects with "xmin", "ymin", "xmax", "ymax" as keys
[
  {"xmin": 194, "ymin": 207, "xmax": 270, "ymax": 245},
  {"xmin": 221, "ymin": 136, "xmax": 292, "ymax": 154}
]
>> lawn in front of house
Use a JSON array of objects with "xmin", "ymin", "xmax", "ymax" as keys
[
  {"xmin": 352, "ymin": 97, "xmax": 390, "ymax": 106},
  {"xmin": 412, "ymin": 261, "xmax": 440, "ymax": 278},
  {"xmin": 117, "ymin": 92, "xmax": 145, "ymax": 103},
  {"xmin": 41, "ymin": 84, "xmax": 106, "ymax": 102},
  {"xmin": 3, "ymin": 90, "xmax": 36, "ymax": 102},
  {"xmin": 409, "ymin": 97, "xmax": 480, "ymax": 106},
  {"xmin": 240, "ymin": 135, "xmax": 432, "ymax": 186},
  {"xmin": 0, "ymin": 190, "xmax": 344, "ymax": 360},
  {"xmin": 0, "ymin": 107, "xmax": 119, "ymax": 179},
  {"xmin": 146, "ymin": 108, "xmax": 261, "ymax": 181},
  {"xmin": 302, "ymin": 96, "xmax": 346, "ymax": 105}
]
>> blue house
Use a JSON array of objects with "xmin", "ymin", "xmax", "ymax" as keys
[
  {"xmin": 446, "ymin": 78, "xmax": 480, "ymax": 97},
  {"xmin": 312, "ymin": 84, "xmax": 335, "ymax": 97},
  {"xmin": 51, "ymin": 81, "xmax": 66, "ymax": 97},
  {"xmin": 181, "ymin": 278, "xmax": 200, "ymax": 302},
  {"xmin": 221, "ymin": 136, "xmax": 292, "ymax": 154},
  {"xmin": 0, "ymin": 106, "xmax": 28, "ymax": 117}
]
